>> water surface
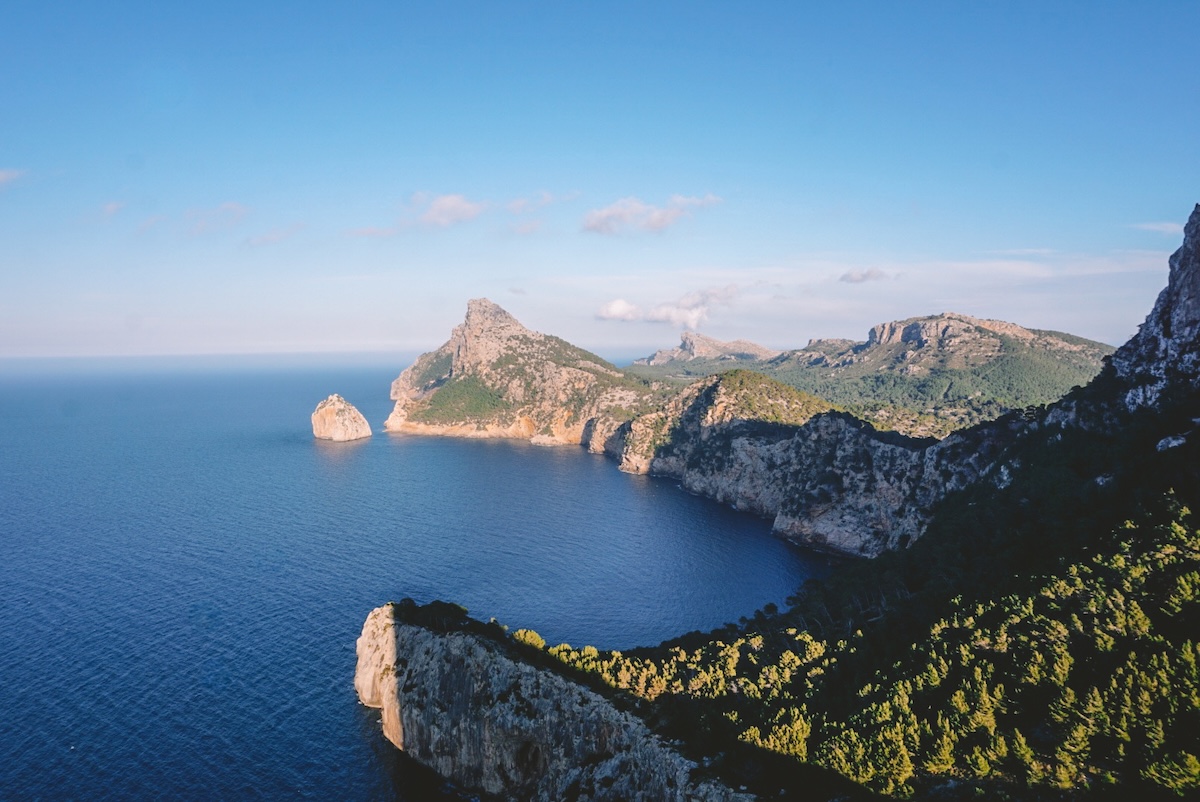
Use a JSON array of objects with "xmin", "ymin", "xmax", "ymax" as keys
[{"xmin": 0, "ymin": 361, "xmax": 835, "ymax": 799}]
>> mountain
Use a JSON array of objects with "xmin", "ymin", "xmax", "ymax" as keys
[
  {"xmin": 384, "ymin": 298, "xmax": 666, "ymax": 444},
  {"xmin": 631, "ymin": 312, "xmax": 1114, "ymax": 437},
  {"xmin": 634, "ymin": 331, "xmax": 782, "ymax": 366},
  {"xmin": 360, "ymin": 206, "xmax": 1200, "ymax": 800}
]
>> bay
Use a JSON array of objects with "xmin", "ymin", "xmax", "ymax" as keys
[{"xmin": 0, "ymin": 359, "xmax": 835, "ymax": 800}]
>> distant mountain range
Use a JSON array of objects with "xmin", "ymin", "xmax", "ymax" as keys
[{"xmin": 629, "ymin": 313, "xmax": 1113, "ymax": 437}]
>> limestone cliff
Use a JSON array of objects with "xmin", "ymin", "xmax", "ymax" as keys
[
  {"xmin": 311, "ymin": 394, "xmax": 372, "ymax": 442},
  {"xmin": 1111, "ymin": 204, "xmax": 1200, "ymax": 410},
  {"xmin": 384, "ymin": 299, "xmax": 660, "ymax": 445},
  {"xmin": 611, "ymin": 371, "xmax": 1013, "ymax": 557},
  {"xmin": 355, "ymin": 601, "xmax": 752, "ymax": 802}
]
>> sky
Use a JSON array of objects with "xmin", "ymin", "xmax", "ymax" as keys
[{"xmin": 2, "ymin": 1, "xmax": 1199, "ymax": 361}]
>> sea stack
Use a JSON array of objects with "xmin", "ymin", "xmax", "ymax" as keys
[{"xmin": 311, "ymin": 394, "xmax": 372, "ymax": 442}]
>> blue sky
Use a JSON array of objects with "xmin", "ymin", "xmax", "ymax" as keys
[{"xmin": 2, "ymin": 2, "xmax": 1198, "ymax": 359}]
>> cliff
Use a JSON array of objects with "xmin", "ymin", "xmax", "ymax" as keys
[
  {"xmin": 610, "ymin": 370, "xmax": 1013, "ymax": 556},
  {"xmin": 1111, "ymin": 203, "xmax": 1200, "ymax": 410},
  {"xmin": 311, "ymin": 394, "xmax": 372, "ymax": 442},
  {"xmin": 355, "ymin": 601, "xmax": 753, "ymax": 802},
  {"xmin": 384, "ymin": 298, "xmax": 661, "ymax": 445}
]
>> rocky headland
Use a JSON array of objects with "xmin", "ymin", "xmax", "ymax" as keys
[
  {"xmin": 311, "ymin": 394, "xmax": 372, "ymax": 441},
  {"xmin": 378, "ymin": 296, "xmax": 1116, "ymax": 557},
  {"xmin": 383, "ymin": 298, "xmax": 663, "ymax": 445}
]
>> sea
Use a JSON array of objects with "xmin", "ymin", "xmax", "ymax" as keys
[{"xmin": 0, "ymin": 356, "xmax": 837, "ymax": 800}]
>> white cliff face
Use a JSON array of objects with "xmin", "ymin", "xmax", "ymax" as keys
[
  {"xmin": 311, "ymin": 394, "xmax": 372, "ymax": 442},
  {"xmin": 354, "ymin": 603, "xmax": 752, "ymax": 802}
]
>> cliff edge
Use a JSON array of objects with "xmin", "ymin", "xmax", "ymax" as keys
[{"xmin": 355, "ymin": 601, "xmax": 752, "ymax": 802}]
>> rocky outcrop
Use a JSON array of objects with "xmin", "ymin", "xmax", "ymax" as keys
[
  {"xmin": 355, "ymin": 602, "xmax": 752, "ymax": 802},
  {"xmin": 1111, "ymin": 204, "xmax": 1200, "ymax": 411},
  {"xmin": 311, "ymin": 394, "xmax": 372, "ymax": 441},
  {"xmin": 384, "ymin": 299, "xmax": 654, "ymax": 446},
  {"xmin": 635, "ymin": 331, "xmax": 781, "ymax": 366}
]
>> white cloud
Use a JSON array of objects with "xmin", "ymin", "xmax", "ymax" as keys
[
  {"xmin": 0, "ymin": 168, "xmax": 25, "ymax": 188},
  {"xmin": 839, "ymin": 268, "xmax": 890, "ymax": 284},
  {"xmin": 596, "ymin": 285, "xmax": 738, "ymax": 330},
  {"xmin": 596, "ymin": 298, "xmax": 642, "ymax": 321},
  {"xmin": 418, "ymin": 194, "xmax": 487, "ymax": 227},
  {"xmin": 583, "ymin": 193, "xmax": 721, "ymax": 235},
  {"xmin": 101, "ymin": 201, "xmax": 125, "ymax": 217},
  {"xmin": 1132, "ymin": 221, "xmax": 1185, "ymax": 235}
]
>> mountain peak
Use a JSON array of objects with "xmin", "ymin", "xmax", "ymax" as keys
[{"xmin": 462, "ymin": 298, "xmax": 527, "ymax": 336}]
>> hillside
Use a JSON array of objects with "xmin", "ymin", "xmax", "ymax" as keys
[{"xmin": 629, "ymin": 313, "xmax": 1114, "ymax": 438}]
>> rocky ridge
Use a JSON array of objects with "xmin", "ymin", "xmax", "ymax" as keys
[
  {"xmin": 311, "ymin": 394, "xmax": 372, "ymax": 441},
  {"xmin": 355, "ymin": 601, "xmax": 752, "ymax": 802}
]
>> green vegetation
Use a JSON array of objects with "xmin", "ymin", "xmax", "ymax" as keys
[
  {"xmin": 407, "ymin": 374, "xmax": 512, "ymax": 423},
  {"xmin": 490, "ymin": 371, "xmax": 1200, "ymax": 799},
  {"xmin": 629, "ymin": 329, "xmax": 1113, "ymax": 438},
  {"xmin": 411, "ymin": 350, "xmax": 453, "ymax": 389}
]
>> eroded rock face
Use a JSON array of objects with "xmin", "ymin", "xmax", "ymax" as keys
[
  {"xmin": 1111, "ymin": 204, "xmax": 1200, "ymax": 410},
  {"xmin": 311, "ymin": 394, "xmax": 372, "ymax": 442},
  {"xmin": 354, "ymin": 603, "xmax": 751, "ymax": 802},
  {"xmin": 608, "ymin": 373, "xmax": 1013, "ymax": 557}
]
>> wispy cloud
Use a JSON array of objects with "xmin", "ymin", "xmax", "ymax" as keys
[
  {"xmin": 0, "ymin": 168, "xmax": 26, "ymax": 189},
  {"xmin": 418, "ymin": 193, "xmax": 487, "ymax": 227},
  {"xmin": 101, "ymin": 201, "xmax": 125, "ymax": 217},
  {"xmin": 186, "ymin": 202, "xmax": 248, "ymax": 235},
  {"xmin": 1131, "ymin": 221, "xmax": 1184, "ymax": 235},
  {"xmin": 597, "ymin": 285, "xmax": 739, "ymax": 330},
  {"xmin": 246, "ymin": 223, "xmax": 306, "ymax": 247},
  {"xmin": 839, "ymin": 268, "xmax": 891, "ymax": 284},
  {"xmin": 583, "ymin": 193, "xmax": 721, "ymax": 235}
]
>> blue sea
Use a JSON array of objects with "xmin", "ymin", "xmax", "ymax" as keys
[{"xmin": 0, "ymin": 357, "xmax": 836, "ymax": 800}]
